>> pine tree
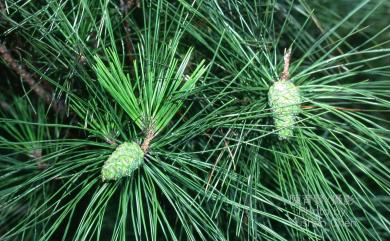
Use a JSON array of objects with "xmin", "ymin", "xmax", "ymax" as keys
[{"xmin": 0, "ymin": 0, "xmax": 389, "ymax": 240}]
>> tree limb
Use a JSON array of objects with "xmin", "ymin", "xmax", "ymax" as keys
[{"xmin": 0, "ymin": 43, "xmax": 65, "ymax": 112}]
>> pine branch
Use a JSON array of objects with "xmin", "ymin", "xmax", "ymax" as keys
[
  {"xmin": 141, "ymin": 127, "xmax": 155, "ymax": 153},
  {"xmin": 0, "ymin": 43, "xmax": 65, "ymax": 112},
  {"xmin": 120, "ymin": 0, "xmax": 139, "ymax": 64},
  {"xmin": 0, "ymin": 100, "xmax": 11, "ymax": 111},
  {"xmin": 280, "ymin": 47, "xmax": 292, "ymax": 81},
  {"xmin": 1, "ymin": 1, "xmax": 389, "ymax": 240}
]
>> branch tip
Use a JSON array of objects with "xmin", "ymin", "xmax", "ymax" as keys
[
  {"xmin": 281, "ymin": 47, "xmax": 292, "ymax": 81},
  {"xmin": 141, "ymin": 128, "xmax": 155, "ymax": 153}
]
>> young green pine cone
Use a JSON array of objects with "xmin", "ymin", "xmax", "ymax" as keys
[
  {"xmin": 101, "ymin": 142, "xmax": 144, "ymax": 181},
  {"xmin": 268, "ymin": 80, "xmax": 301, "ymax": 139}
]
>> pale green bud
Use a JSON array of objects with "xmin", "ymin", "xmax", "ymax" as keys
[
  {"xmin": 101, "ymin": 142, "xmax": 144, "ymax": 181},
  {"xmin": 268, "ymin": 80, "xmax": 301, "ymax": 139}
]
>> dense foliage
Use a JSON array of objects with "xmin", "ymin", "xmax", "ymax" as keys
[{"xmin": 0, "ymin": 0, "xmax": 389, "ymax": 240}]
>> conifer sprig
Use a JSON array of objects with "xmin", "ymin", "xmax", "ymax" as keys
[
  {"xmin": 94, "ymin": 46, "xmax": 207, "ymax": 135},
  {"xmin": 0, "ymin": 0, "xmax": 389, "ymax": 241}
]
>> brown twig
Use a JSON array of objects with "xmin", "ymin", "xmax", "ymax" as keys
[
  {"xmin": 0, "ymin": 100, "xmax": 11, "ymax": 111},
  {"xmin": 280, "ymin": 47, "xmax": 292, "ymax": 81},
  {"xmin": 141, "ymin": 127, "xmax": 155, "ymax": 153},
  {"xmin": 0, "ymin": 43, "xmax": 64, "ymax": 112},
  {"xmin": 120, "ymin": 0, "xmax": 139, "ymax": 64},
  {"xmin": 0, "ymin": 1, "xmax": 5, "ymax": 12},
  {"xmin": 0, "ymin": 44, "xmax": 116, "ymax": 147},
  {"xmin": 104, "ymin": 136, "xmax": 118, "ymax": 146}
]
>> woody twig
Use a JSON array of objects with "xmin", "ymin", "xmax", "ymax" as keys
[
  {"xmin": 140, "ymin": 116, "xmax": 156, "ymax": 153},
  {"xmin": 280, "ymin": 47, "xmax": 292, "ymax": 81},
  {"xmin": 0, "ymin": 100, "xmax": 11, "ymax": 111},
  {"xmin": 0, "ymin": 43, "xmax": 64, "ymax": 112},
  {"xmin": 120, "ymin": 0, "xmax": 139, "ymax": 64},
  {"xmin": 141, "ymin": 128, "xmax": 156, "ymax": 153}
]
